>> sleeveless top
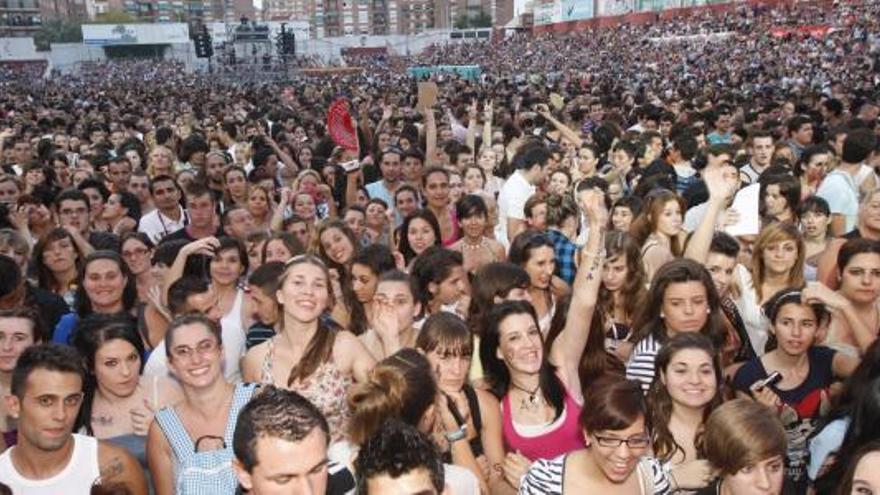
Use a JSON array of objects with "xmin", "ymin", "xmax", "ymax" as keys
[
  {"xmin": 0, "ymin": 433, "xmax": 100, "ymax": 494},
  {"xmin": 501, "ymin": 383, "xmax": 585, "ymax": 461},
  {"xmin": 219, "ymin": 289, "xmax": 247, "ymax": 382},
  {"xmin": 442, "ymin": 385, "xmax": 485, "ymax": 464},
  {"xmin": 155, "ymin": 382, "xmax": 257, "ymax": 494},
  {"xmin": 441, "ymin": 208, "xmax": 461, "ymax": 247},
  {"xmin": 260, "ymin": 337, "xmax": 353, "ymax": 443}
]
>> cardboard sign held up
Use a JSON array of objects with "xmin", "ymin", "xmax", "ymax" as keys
[{"xmin": 417, "ymin": 82, "xmax": 438, "ymax": 110}]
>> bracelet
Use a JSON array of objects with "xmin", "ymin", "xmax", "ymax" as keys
[{"xmin": 445, "ymin": 424, "xmax": 468, "ymax": 443}]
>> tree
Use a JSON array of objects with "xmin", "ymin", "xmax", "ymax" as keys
[
  {"xmin": 473, "ymin": 9, "xmax": 492, "ymax": 27},
  {"xmin": 33, "ymin": 19, "xmax": 83, "ymax": 51},
  {"xmin": 454, "ymin": 9, "xmax": 493, "ymax": 29}
]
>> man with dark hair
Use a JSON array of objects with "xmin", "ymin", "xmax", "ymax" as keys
[
  {"xmin": 54, "ymin": 188, "xmax": 116, "ymax": 251},
  {"xmin": 0, "ymin": 344, "xmax": 147, "ymax": 494},
  {"xmin": 232, "ymin": 386, "xmax": 355, "ymax": 494},
  {"xmin": 817, "ymin": 128, "xmax": 877, "ymax": 236},
  {"xmin": 222, "ymin": 204, "xmax": 256, "ymax": 240},
  {"xmin": 143, "ymin": 275, "xmax": 225, "ymax": 378},
  {"xmin": 497, "ymin": 143, "xmax": 551, "ymax": 245},
  {"xmin": 107, "ymin": 156, "xmax": 133, "ymax": 193},
  {"xmin": 128, "ymin": 170, "xmax": 153, "ymax": 215},
  {"xmin": 244, "ymin": 262, "xmax": 285, "ymax": 349},
  {"xmin": 787, "ymin": 114, "xmax": 814, "ymax": 161},
  {"xmin": 668, "ymin": 132, "xmax": 700, "ymax": 195},
  {"xmin": 204, "ymin": 151, "xmax": 229, "ymax": 200},
  {"xmin": 707, "ymin": 105, "xmax": 733, "ymax": 145},
  {"xmin": 366, "ymin": 147, "xmax": 403, "ymax": 207},
  {"xmin": 138, "ymin": 174, "xmax": 186, "ymax": 244},
  {"xmin": 740, "ymin": 130, "xmax": 775, "ymax": 185},
  {"xmin": 161, "ymin": 182, "xmax": 220, "ymax": 243},
  {"xmin": 355, "ymin": 419, "xmax": 447, "ymax": 495},
  {"xmin": 401, "ymin": 148, "xmax": 425, "ymax": 191}
]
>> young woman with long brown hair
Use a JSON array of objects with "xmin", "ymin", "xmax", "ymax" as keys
[
  {"xmin": 240, "ymin": 255, "xmax": 375, "ymax": 443},
  {"xmin": 649, "ymin": 333, "xmax": 722, "ymax": 492}
]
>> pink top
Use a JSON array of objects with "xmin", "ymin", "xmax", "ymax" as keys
[
  {"xmin": 501, "ymin": 386, "xmax": 586, "ymax": 461},
  {"xmin": 441, "ymin": 208, "xmax": 461, "ymax": 247}
]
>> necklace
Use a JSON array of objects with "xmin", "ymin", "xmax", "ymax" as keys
[
  {"xmin": 510, "ymin": 381, "xmax": 542, "ymax": 412},
  {"xmin": 462, "ymin": 237, "xmax": 487, "ymax": 251}
]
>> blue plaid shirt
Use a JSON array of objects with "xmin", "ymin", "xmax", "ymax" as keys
[{"xmin": 546, "ymin": 228, "xmax": 578, "ymax": 286}]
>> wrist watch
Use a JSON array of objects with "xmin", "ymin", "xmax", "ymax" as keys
[{"xmin": 445, "ymin": 424, "xmax": 468, "ymax": 443}]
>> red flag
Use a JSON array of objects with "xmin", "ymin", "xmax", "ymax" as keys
[{"xmin": 327, "ymin": 99, "xmax": 359, "ymax": 152}]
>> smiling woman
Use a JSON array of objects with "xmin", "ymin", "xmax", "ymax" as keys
[
  {"xmin": 732, "ymin": 289, "xmax": 859, "ymax": 491},
  {"xmin": 240, "ymin": 255, "xmax": 376, "ymax": 444},
  {"xmin": 520, "ymin": 377, "xmax": 671, "ymax": 494},
  {"xmin": 52, "ymin": 251, "xmax": 138, "ymax": 346},
  {"xmin": 649, "ymin": 333, "xmax": 723, "ymax": 491},
  {"xmin": 148, "ymin": 314, "xmax": 257, "ymax": 495}
]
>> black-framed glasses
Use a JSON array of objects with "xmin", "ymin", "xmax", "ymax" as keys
[{"xmin": 592, "ymin": 434, "xmax": 650, "ymax": 449}]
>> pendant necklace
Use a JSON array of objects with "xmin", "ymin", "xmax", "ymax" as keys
[{"xmin": 510, "ymin": 381, "xmax": 542, "ymax": 411}]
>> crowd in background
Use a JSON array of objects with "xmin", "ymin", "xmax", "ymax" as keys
[{"xmin": 0, "ymin": 1, "xmax": 880, "ymax": 494}]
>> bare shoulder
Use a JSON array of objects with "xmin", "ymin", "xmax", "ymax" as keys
[
  {"xmin": 474, "ymin": 388, "xmax": 500, "ymax": 411},
  {"xmin": 243, "ymin": 339, "xmax": 271, "ymax": 364},
  {"xmin": 97, "ymin": 440, "xmax": 145, "ymax": 484},
  {"xmin": 335, "ymin": 330, "xmax": 370, "ymax": 357}
]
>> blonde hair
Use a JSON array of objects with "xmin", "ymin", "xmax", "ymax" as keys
[{"xmin": 751, "ymin": 221, "xmax": 805, "ymax": 301}]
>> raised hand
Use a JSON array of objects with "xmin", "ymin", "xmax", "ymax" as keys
[
  {"xmin": 704, "ymin": 164, "xmax": 739, "ymax": 202},
  {"xmin": 130, "ymin": 398, "xmax": 156, "ymax": 437},
  {"xmin": 181, "ymin": 236, "xmax": 220, "ymax": 258}
]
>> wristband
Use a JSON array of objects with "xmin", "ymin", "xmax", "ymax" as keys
[{"xmin": 445, "ymin": 425, "xmax": 467, "ymax": 443}]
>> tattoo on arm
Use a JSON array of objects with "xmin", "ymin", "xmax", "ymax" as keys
[{"xmin": 99, "ymin": 456, "xmax": 125, "ymax": 482}]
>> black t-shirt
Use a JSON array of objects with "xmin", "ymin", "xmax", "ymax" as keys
[
  {"xmin": 160, "ymin": 226, "xmax": 224, "ymax": 244},
  {"xmin": 732, "ymin": 347, "xmax": 837, "ymax": 485}
]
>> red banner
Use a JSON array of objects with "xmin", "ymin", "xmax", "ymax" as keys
[
  {"xmin": 769, "ymin": 24, "xmax": 831, "ymax": 39},
  {"xmin": 327, "ymin": 99, "xmax": 359, "ymax": 152}
]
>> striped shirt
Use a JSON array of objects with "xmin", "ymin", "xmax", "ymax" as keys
[
  {"xmin": 519, "ymin": 454, "xmax": 671, "ymax": 494},
  {"xmin": 626, "ymin": 334, "xmax": 662, "ymax": 393}
]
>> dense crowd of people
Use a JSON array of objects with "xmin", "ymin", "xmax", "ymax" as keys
[{"xmin": 0, "ymin": 0, "xmax": 879, "ymax": 493}]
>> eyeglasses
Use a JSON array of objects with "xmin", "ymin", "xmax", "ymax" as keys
[
  {"xmin": 592, "ymin": 434, "xmax": 651, "ymax": 449},
  {"xmin": 171, "ymin": 339, "xmax": 218, "ymax": 360}
]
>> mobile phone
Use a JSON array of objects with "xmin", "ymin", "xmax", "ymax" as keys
[
  {"xmin": 754, "ymin": 371, "xmax": 783, "ymax": 391},
  {"xmin": 341, "ymin": 159, "xmax": 360, "ymax": 173}
]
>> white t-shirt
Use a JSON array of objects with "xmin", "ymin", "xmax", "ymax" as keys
[
  {"xmin": 138, "ymin": 206, "xmax": 188, "ymax": 245},
  {"xmin": 496, "ymin": 171, "xmax": 535, "ymax": 249},
  {"xmin": 144, "ymin": 290, "xmax": 246, "ymax": 383},
  {"xmin": 817, "ymin": 170, "xmax": 859, "ymax": 235},
  {"xmin": 0, "ymin": 434, "xmax": 100, "ymax": 494}
]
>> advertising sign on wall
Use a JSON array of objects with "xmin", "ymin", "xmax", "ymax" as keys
[{"xmin": 82, "ymin": 23, "xmax": 190, "ymax": 46}]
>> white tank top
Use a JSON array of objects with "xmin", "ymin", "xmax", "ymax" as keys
[
  {"xmin": 0, "ymin": 433, "xmax": 101, "ymax": 494},
  {"xmin": 219, "ymin": 288, "xmax": 246, "ymax": 382}
]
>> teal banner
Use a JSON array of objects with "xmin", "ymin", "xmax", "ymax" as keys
[{"xmin": 408, "ymin": 65, "xmax": 482, "ymax": 81}]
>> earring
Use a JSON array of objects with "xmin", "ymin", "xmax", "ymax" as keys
[
  {"xmin": 660, "ymin": 312, "xmax": 665, "ymax": 319},
  {"xmin": 706, "ymin": 308, "xmax": 711, "ymax": 314}
]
